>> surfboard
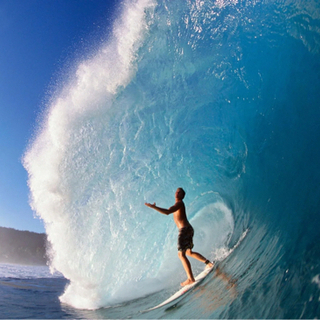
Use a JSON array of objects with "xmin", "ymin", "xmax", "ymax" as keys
[
  {"xmin": 143, "ymin": 228, "xmax": 249, "ymax": 312},
  {"xmin": 145, "ymin": 262, "xmax": 216, "ymax": 312}
]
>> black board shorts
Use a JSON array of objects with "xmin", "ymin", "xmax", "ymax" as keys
[{"xmin": 177, "ymin": 225, "xmax": 194, "ymax": 252}]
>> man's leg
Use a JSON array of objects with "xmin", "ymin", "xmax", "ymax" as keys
[
  {"xmin": 186, "ymin": 249, "xmax": 214, "ymax": 268},
  {"xmin": 178, "ymin": 250, "xmax": 195, "ymax": 286}
]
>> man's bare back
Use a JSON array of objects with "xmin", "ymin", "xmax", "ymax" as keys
[
  {"xmin": 171, "ymin": 201, "xmax": 189, "ymax": 229},
  {"xmin": 168, "ymin": 189, "xmax": 190, "ymax": 228}
]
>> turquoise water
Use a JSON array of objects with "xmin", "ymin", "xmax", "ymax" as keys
[{"xmin": 22, "ymin": 0, "xmax": 320, "ymax": 318}]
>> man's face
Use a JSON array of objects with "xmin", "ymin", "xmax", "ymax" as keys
[{"xmin": 175, "ymin": 188, "xmax": 183, "ymax": 199}]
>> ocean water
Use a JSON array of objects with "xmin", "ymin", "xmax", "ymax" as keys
[{"xmin": 17, "ymin": 0, "xmax": 320, "ymax": 318}]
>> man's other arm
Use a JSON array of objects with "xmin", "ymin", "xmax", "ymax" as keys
[{"xmin": 145, "ymin": 202, "xmax": 182, "ymax": 215}]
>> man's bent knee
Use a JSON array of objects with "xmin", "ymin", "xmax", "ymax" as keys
[{"xmin": 178, "ymin": 250, "xmax": 186, "ymax": 259}]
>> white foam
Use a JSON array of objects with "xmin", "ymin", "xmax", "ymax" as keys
[
  {"xmin": 312, "ymin": 274, "xmax": 320, "ymax": 289},
  {"xmin": 23, "ymin": 0, "xmax": 156, "ymax": 310}
]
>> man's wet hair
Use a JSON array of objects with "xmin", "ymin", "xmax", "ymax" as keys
[{"xmin": 179, "ymin": 188, "xmax": 186, "ymax": 199}]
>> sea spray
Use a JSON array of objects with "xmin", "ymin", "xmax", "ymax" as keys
[{"xmin": 23, "ymin": 0, "xmax": 160, "ymax": 309}]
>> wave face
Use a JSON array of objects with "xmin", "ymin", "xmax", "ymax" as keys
[{"xmin": 24, "ymin": 0, "xmax": 320, "ymax": 317}]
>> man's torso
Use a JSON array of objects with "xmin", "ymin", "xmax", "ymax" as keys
[{"xmin": 173, "ymin": 201, "xmax": 190, "ymax": 229}]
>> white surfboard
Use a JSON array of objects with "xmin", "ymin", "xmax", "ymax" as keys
[
  {"xmin": 146, "ymin": 262, "xmax": 216, "ymax": 311},
  {"xmin": 143, "ymin": 229, "xmax": 249, "ymax": 312}
]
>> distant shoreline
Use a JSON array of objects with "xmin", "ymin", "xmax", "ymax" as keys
[{"xmin": 0, "ymin": 226, "xmax": 47, "ymax": 266}]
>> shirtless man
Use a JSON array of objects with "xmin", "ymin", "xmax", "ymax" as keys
[{"xmin": 145, "ymin": 187, "xmax": 214, "ymax": 286}]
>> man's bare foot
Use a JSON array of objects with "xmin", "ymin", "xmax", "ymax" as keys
[
  {"xmin": 180, "ymin": 278, "xmax": 195, "ymax": 286},
  {"xmin": 205, "ymin": 261, "xmax": 215, "ymax": 269}
]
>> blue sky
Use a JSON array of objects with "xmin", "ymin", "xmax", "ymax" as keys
[{"xmin": 0, "ymin": 0, "xmax": 117, "ymax": 233}]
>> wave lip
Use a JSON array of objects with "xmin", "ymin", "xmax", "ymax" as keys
[{"xmin": 23, "ymin": 0, "xmax": 156, "ymax": 310}]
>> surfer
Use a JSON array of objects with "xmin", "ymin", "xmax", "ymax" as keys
[{"xmin": 145, "ymin": 187, "xmax": 214, "ymax": 286}]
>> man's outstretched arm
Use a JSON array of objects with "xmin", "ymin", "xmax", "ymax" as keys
[{"xmin": 145, "ymin": 202, "xmax": 181, "ymax": 215}]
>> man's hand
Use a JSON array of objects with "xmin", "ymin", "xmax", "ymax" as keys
[{"xmin": 145, "ymin": 202, "xmax": 156, "ymax": 208}]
